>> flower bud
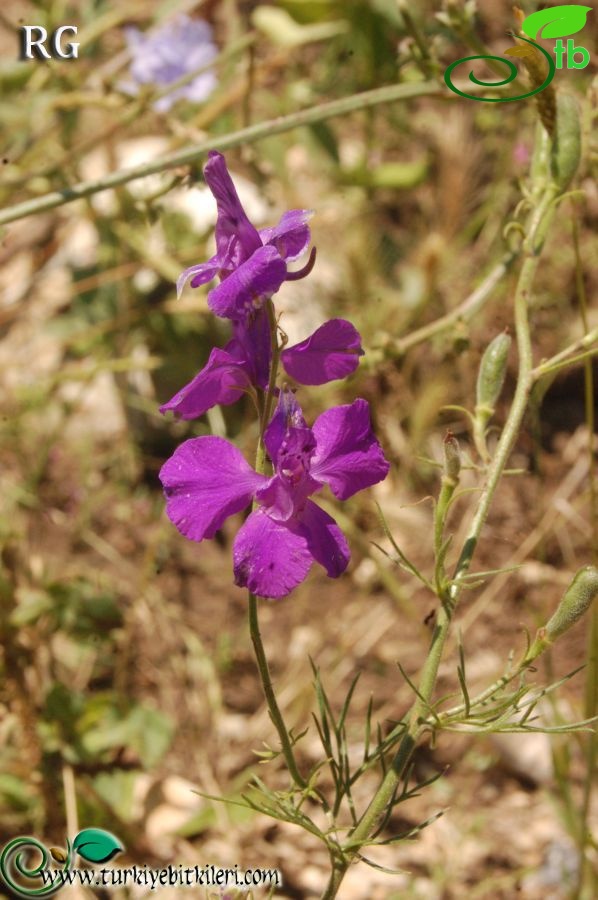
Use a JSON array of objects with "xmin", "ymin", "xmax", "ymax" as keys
[
  {"xmin": 443, "ymin": 430, "xmax": 461, "ymax": 481},
  {"xmin": 550, "ymin": 93, "xmax": 581, "ymax": 191},
  {"xmin": 544, "ymin": 566, "xmax": 598, "ymax": 642},
  {"xmin": 475, "ymin": 331, "xmax": 512, "ymax": 416}
]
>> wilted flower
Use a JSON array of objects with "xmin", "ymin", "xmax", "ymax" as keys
[
  {"xmin": 122, "ymin": 16, "xmax": 217, "ymax": 112},
  {"xmin": 159, "ymin": 391, "xmax": 390, "ymax": 598}
]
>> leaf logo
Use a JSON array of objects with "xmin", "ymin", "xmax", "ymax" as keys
[
  {"xmin": 522, "ymin": 4, "xmax": 592, "ymax": 40},
  {"xmin": 72, "ymin": 828, "xmax": 123, "ymax": 864}
]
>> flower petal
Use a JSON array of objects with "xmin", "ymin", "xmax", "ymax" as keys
[
  {"xmin": 281, "ymin": 319, "xmax": 364, "ymax": 386},
  {"xmin": 159, "ymin": 343, "xmax": 252, "ymax": 420},
  {"xmin": 204, "ymin": 151, "xmax": 262, "ymax": 266},
  {"xmin": 259, "ymin": 209, "xmax": 313, "ymax": 261},
  {"xmin": 160, "ymin": 437, "xmax": 265, "ymax": 541},
  {"xmin": 208, "ymin": 245, "xmax": 288, "ymax": 319},
  {"xmin": 310, "ymin": 399, "xmax": 390, "ymax": 500},
  {"xmin": 299, "ymin": 500, "xmax": 350, "ymax": 578},
  {"xmin": 264, "ymin": 388, "xmax": 308, "ymax": 465},
  {"xmin": 232, "ymin": 308, "xmax": 272, "ymax": 390},
  {"xmin": 177, "ymin": 257, "xmax": 220, "ymax": 298},
  {"xmin": 233, "ymin": 508, "xmax": 313, "ymax": 599}
]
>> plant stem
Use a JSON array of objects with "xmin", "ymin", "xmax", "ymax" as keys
[
  {"xmin": 247, "ymin": 300, "xmax": 307, "ymax": 790},
  {"xmin": 321, "ymin": 183, "xmax": 559, "ymax": 898},
  {"xmin": 0, "ymin": 81, "xmax": 443, "ymax": 227},
  {"xmin": 532, "ymin": 320, "xmax": 598, "ymax": 380},
  {"xmin": 382, "ymin": 250, "xmax": 519, "ymax": 359},
  {"xmin": 248, "ymin": 592, "xmax": 307, "ymax": 789},
  {"xmin": 571, "ymin": 201, "xmax": 598, "ymax": 899}
]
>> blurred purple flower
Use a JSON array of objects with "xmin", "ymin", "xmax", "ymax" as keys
[
  {"xmin": 159, "ymin": 392, "xmax": 390, "ymax": 598},
  {"xmin": 122, "ymin": 16, "xmax": 217, "ymax": 113}
]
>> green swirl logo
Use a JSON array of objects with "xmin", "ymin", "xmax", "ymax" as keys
[
  {"xmin": 444, "ymin": 35, "xmax": 555, "ymax": 103},
  {"xmin": 0, "ymin": 837, "xmax": 72, "ymax": 897},
  {"xmin": 444, "ymin": 5, "xmax": 592, "ymax": 103},
  {"xmin": 0, "ymin": 830, "xmax": 122, "ymax": 897}
]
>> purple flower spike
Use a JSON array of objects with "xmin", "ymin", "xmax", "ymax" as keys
[
  {"xmin": 177, "ymin": 151, "xmax": 314, "ymax": 315},
  {"xmin": 159, "ymin": 393, "xmax": 389, "ymax": 599},
  {"xmin": 122, "ymin": 16, "xmax": 217, "ymax": 113},
  {"xmin": 281, "ymin": 319, "xmax": 364, "ymax": 386}
]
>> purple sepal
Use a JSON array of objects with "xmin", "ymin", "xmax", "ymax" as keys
[
  {"xmin": 281, "ymin": 319, "xmax": 364, "ymax": 386},
  {"xmin": 208, "ymin": 245, "xmax": 287, "ymax": 319},
  {"xmin": 159, "ymin": 343, "xmax": 252, "ymax": 420},
  {"xmin": 159, "ymin": 437, "xmax": 265, "ymax": 541},
  {"xmin": 233, "ymin": 508, "xmax": 314, "ymax": 599},
  {"xmin": 311, "ymin": 399, "xmax": 390, "ymax": 500},
  {"xmin": 204, "ymin": 151, "xmax": 262, "ymax": 267},
  {"xmin": 259, "ymin": 209, "xmax": 313, "ymax": 262},
  {"xmin": 300, "ymin": 500, "xmax": 350, "ymax": 578},
  {"xmin": 177, "ymin": 258, "xmax": 220, "ymax": 299}
]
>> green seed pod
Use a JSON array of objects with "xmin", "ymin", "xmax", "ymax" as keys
[
  {"xmin": 550, "ymin": 93, "xmax": 581, "ymax": 191},
  {"xmin": 443, "ymin": 430, "xmax": 461, "ymax": 481},
  {"xmin": 475, "ymin": 331, "xmax": 512, "ymax": 415},
  {"xmin": 545, "ymin": 566, "xmax": 598, "ymax": 642}
]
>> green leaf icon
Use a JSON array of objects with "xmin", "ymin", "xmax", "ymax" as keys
[
  {"xmin": 522, "ymin": 5, "xmax": 592, "ymax": 39},
  {"xmin": 72, "ymin": 828, "xmax": 123, "ymax": 864}
]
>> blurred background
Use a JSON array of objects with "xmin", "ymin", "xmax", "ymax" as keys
[{"xmin": 0, "ymin": 1, "xmax": 596, "ymax": 897}]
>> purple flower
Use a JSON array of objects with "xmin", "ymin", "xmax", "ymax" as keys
[
  {"xmin": 122, "ymin": 16, "xmax": 217, "ymax": 113},
  {"xmin": 160, "ymin": 151, "xmax": 364, "ymax": 419},
  {"xmin": 178, "ymin": 151, "xmax": 316, "ymax": 316},
  {"xmin": 160, "ymin": 315, "xmax": 364, "ymax": 419},
  {"xmin": 159, "ymin": 392, "xmax": 390, "ymax": 599}
]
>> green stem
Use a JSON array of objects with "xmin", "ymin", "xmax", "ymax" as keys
[
  {"xmin": 0, "ymin": 81, "xmax": 443, "ymax": 227},
  {"xmin": 247, "ymin": 300, "xmax": 306, "ymax": 790},
  {"xmin": 533, "ymin": 343, "xmax": 598, "ymax": 379},
  {"xmin": 572, "ymin": 200, "xmax": 598, "ymax": 900},
  {"xmin": 322, "ymin": 183, "xmax": 559, "ymax": 899},
  {"xmin": 382, "ymin": 251, "xmax": 519, "ymax": 359},
  {"xmin": 248, "ymin": 593, "xmax": 307, "ymax": 789}
]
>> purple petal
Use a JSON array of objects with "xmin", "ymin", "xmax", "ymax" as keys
[
  {"xmin": 159, "ymin": 343, "xmax": 252, "ymax": 420},
  {"xmin": 310, "ymin": 399, "xmax": 390, "ymax": 500},
  {"xmin": 208, "ymin": 245, "xmax": 287, "ymax": 319},
  {"xmin": 281, "ymin": 319, "xmax": 364, "ymax": 386},
  {"xmin": 259, "ymin": 209, "xmax": 313, "ymax": 262},
  {"xmin": 177, "ymin": 257, "xmax": 220, "ymax": 298},
  {"xmin": 204, "ymin": 151, "xmax": 262, "ymax": 266},
  {"xmin": 233, "ymin": 508, "xmax": 313, "ymax": 599},
  {"xmin": 160, "ymin": 437, "xmax": 265, "ymax": 541},
  {"xmin": 299, "ymin": 500, "xmax": 350, "ymax": 578}
]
